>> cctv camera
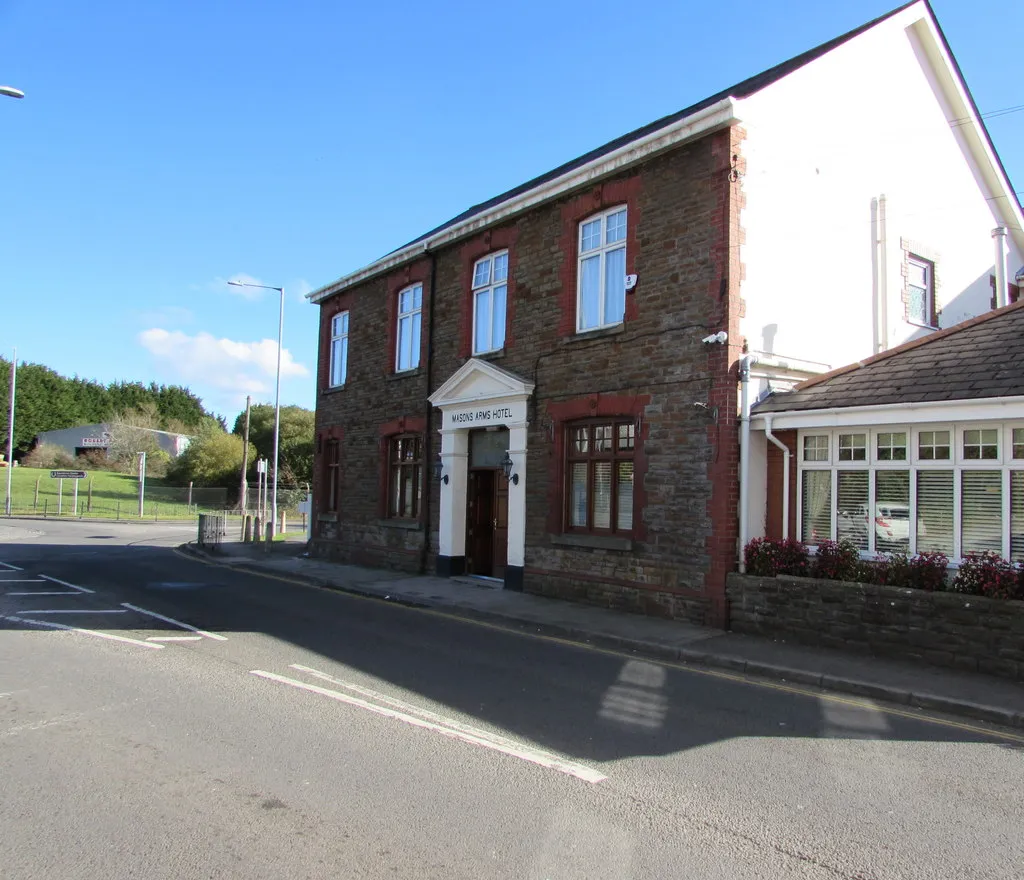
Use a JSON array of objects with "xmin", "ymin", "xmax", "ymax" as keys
[{"xmin": 701, "ymin": 331, "xmax": 728, "ymax": 345}]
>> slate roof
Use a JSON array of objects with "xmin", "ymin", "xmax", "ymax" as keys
[
  {"xmin": 754, "ymin": 301, "xmax": 1024, "ymax": 414},
  {"xmin": 391, "ymin": 1, "xmax": 921, "ymax": 255}
]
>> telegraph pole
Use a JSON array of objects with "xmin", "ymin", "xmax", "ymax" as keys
[{"xmin": 239, "ymin": 395, "xmax": 251, "ymax": 512}]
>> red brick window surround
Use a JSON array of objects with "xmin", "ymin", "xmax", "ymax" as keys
[
  {"xmin": 577, "ymin": 206, "xmax": 628, "ymax": 332},
  {"xmin": 459, "ymin": 227, "xmax": 518, "ymax": 359},
  {"xmin": 471, "ymin": 250, "xmax": 509, "ymax": 355},
  {"xmin": 565, "ymin": 420, "xmax": 636, "ymax": 535},
  {"xmin": 558, "ymin": 176, "xmax": 641, "ymax": 338},
  {"xmin": 324, "ymin": 439, "xmax": 341, "ymax": 512},
  {"xmin": 385, "ymin": 259, "xmax": 431, "ymax": 375},
  {"xmin": 387, "ymin": 434, "xmax": 423, "ymax": 519}
]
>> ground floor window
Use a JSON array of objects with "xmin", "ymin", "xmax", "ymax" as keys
[
  {"xmin": 388, "ymin": 435, "xmax": 422, "ymax": 519},
  {"xmin": 324, "ymin": 438, "xmax": 340, "ymax": 512},
  {"xmin": 566, "ymin": 420, "xmax": 635, "ymax": 534},
  {"xmin": 797, "ymin": 422, "xmax": 1024, "ymax": 560}
]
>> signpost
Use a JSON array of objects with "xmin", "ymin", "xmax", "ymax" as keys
[{"xmin": 50, "ymin": 470, "xmax": 87, "ymax": 516}]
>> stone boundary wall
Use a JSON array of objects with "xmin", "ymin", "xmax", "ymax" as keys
[{"xmin": 726, "ymin": 573, "xmax": 1024, "ymax": 681}]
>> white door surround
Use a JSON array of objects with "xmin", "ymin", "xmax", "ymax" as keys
[{"xmin": 429, "ymin": 358, "xmax": 535, "ymax": 589}]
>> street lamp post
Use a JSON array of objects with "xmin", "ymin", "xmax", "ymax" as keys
[
  {"xmin": 228, "ymin": 279, "xmax": 284, "ymax": 539},
  {"xmin": 2, "ymin": 86, "xmax": 22, "ymax": 514}
]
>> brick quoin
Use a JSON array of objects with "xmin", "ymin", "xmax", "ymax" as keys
[{"xmin": 703, "ymin": 125, "xmax": 747, "ymax": 629}]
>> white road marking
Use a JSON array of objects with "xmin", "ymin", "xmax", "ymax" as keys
[
  {"xmin": 4, "ymin": 591, "xmax": 79, "ymax": 597},
  {"xmin": 3, "ymin": 615, "xmax": 164, "ymax": 649},
  {"xmin": 0, "ymin": 562, "xmax": 23, "ymax": 571},
  {"xmin": 121, "ymin": 603, "xmax": 228, "ymax": 641},
  {"xmin": 0, "ymin": 579, "xmax": 46, "ymax": 582},
  {"xmin": 146, "ymin": 635, "xmax": 203, "ymax": 642},
  {"xmin": 16, "ymin": 609, "xmax": 127, "ymax": 615},
  {"xmin": 252, "ymin": 668, "xmax": 607, "ymax": 784},
  {"xmin": 40, "ymin": 574, "xmax": 95, "ymax": 594}
]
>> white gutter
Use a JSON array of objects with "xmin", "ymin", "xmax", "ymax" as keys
[
  {"xmin": 763, "ymin": 416, "xmax": 790, "ymax": 541},
  {"xmin": 737, "ymin": 354, "xmax": 757, "ymax": 572},
  {"xmin": 751, "ymin": 394, "xmax": 1024, "ymax": 431},
  {"xmin": 993, "ymin": 226, "xmax": 1008, "ymax": 308},
  {"xmin": 308, "ymin": 97, "xmax": 741, "ymax": 303}
]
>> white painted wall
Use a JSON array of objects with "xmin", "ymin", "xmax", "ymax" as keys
[{"xmin": 738, "ymin": 3, "xmax": 1023, "ymax": 372}]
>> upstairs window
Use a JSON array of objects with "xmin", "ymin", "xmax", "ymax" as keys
[
  {"xmin": 329, "ymin": 311, "xmax": 349, "ymax": 387},
  {"xmin": 566, "ymin": 421, "xmax": 635, "ymax": 534},
  {"xmin": 963, "ymin": 429, "xmax": 998, "ymax": 461},
  {"xmin": 396, "ymin": 284, "xmax": 422, "ymax": 372},
  {"xmin": 388, "ymin": 435, "xmax": 422, "ymax": 519},
  {"xmin": 472, "ymin": 251, "xmax": 508, "ymax": 354},
  {"xmin": 907, "ymin": 256, "xmax": 934, "ymax": 327},
  {"xmin": 577, "ymin": 207, "xmax": 627, "ymax": 332}
]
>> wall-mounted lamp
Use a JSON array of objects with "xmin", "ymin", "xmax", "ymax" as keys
[
  {"xmin": 693, "ymin": 401, "xmax": 719, "ymax": 420},
  {"xmin": 433, "ymin": 454, "xmax": 449, "ymax": 485},
  {"xmin": 501, "ymin": 452, "xmax": 519, "ymax": 486}
]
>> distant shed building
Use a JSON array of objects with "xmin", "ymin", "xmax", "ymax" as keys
[{"xmin": 34, "ymin": 423, "xmax": 192, "ymax": 459}]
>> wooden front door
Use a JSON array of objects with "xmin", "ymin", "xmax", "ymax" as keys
[{"xmin": 466, "ymin": 470, "xmax": 509, "ymax": 578}]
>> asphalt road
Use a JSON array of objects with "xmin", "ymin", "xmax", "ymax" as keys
[{"xmin": 1, "ymin": 519, "xmax": 1021, "ymax": 879}]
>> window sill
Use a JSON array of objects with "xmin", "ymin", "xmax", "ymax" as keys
[
  {"xmin": 388, "ymin": 368, "xmax": 423, "ymax": 382},
  {"xmin": 473, "ymin": 348, "xmax": 505, "ymax": 361},
  {"xmin": 317, "ymin": 513, "xmax": 338, "ymax": 523},
  {"xmin": 320, "ymin": 384, "xmax": 347, "ymax": 396},
  {"xmin": 907, "ymin": 320, "xmax": 938, "ymax": 331},
  {"xmin": 549, "ymin": 533, "xmax": 633, "ymax": 551},
  {"xmin": 562, "ymin": 323, "xmax": 626, "ymax": 345},
  {"xmin": 380, "ymin": 518, "xmax": 423, "ymax": 531}
]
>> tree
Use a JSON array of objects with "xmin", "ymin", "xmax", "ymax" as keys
[
  {"xmin": 169, "ymin": 428, "xmax": 255, "ymax": 488},
  {"xmin": 231, "ymin": 404, "xmax": 314, "ymax": 485}
]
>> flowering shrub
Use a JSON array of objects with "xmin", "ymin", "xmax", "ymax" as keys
[
  {"xmin": 853, "ymin": 555, "xmax": 891, "ymax": 585},
  {"xmin": 812, "ymin": 539, "xmax": 860, "ymax": 582},
  {"xmin": 743, "ymin": 537, "xmax": 809, "ymax": 577},
  {"xmin": 951, "ymin": 552, "xmax": 1021, "ymax": 600}
]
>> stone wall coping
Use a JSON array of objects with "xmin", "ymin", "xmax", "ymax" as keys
[{"xmin": 728, "ymin": 571, "xmax": 1024, "ymax": 612}]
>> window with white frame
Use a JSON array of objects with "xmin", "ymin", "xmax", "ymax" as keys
[
  {"xmin": 907, "ymin": 256, "xmax": 934, "ymax": 326},
  {"xmin": 797, "ymin": 423, "xmax": 1024, "ymax": 561},
  {"xmin": 329, "ymin": 311, "xmax": 349, "ymax": 387},
  {"xmin": 577, "ymin": 207, "xmax": 627, "ymax": 332},
  {"xmin": 395, "ymin": 284, "xmax": 422, "ymax": 372},
  {"xmin": 472, "ymin": 251, "xmax": 508, "ymax": 354}
]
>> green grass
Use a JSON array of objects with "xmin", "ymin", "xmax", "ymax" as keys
[{"xmin": 0, "ymin": 467, "xmax": 226, "ymax": 520}]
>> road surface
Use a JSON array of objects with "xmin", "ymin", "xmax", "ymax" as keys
[{"xmin": 1, "ymin": 519, "xmax": 1021, "ymax": 879}]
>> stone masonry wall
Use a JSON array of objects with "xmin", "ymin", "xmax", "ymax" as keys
[
  {"xmin": 313, "ymin": 129, "xmax": 743, "ymax": 624},
  {"xmin": 727, "ymin": 573, "xmax": 1024, "ymax": 681}
]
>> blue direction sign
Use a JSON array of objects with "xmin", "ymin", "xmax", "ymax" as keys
[{"xmin": 50, "ymin": 470, "xmax": 87, "ymax": 479}]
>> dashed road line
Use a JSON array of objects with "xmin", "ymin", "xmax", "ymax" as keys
[
  {"xmin": 146, "ymin": 635, "xmax": 204, "ymax": 642},
  {"xmin": 16, "ymin": 609, "xmax": 127, "ymax": 615},
  {"xmin": 40, "ymin": 574, "xmax": 95, "ymax": 594},
  {"xmin": 252, "ymin": 666, "xmax": 608, "ymax": 784},
  {"xmin": 4, "ymin": 591, "xmax": 79, "ymax": 597},
  {"xmin": 3, "ymin": 614, "xmax": 164, "ymax": 649},
  {"xmin": 0, "ymin": 562, "xmax": 23, "ymax": 571},
  {"xmin": 120, "ymin": 602, "xmax": 228, "ymax": 641}
]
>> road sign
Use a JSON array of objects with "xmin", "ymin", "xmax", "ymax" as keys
[{"xmin": 50, "ymin": 470, "xmax": 87, "ymax": 479}]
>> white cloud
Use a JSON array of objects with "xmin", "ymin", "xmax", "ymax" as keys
[{"xmin": 138, "ymin": 328, "xmax": 310, "ymax": 402}]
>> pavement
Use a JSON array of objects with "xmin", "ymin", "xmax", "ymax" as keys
[{"xmin": 185, "ymin": 536, "xmax": 1024, "ymax": 730}]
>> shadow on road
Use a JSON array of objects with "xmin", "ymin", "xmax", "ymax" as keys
[{"xmin": 0, "ymin": 537, "xmax": 1016, "ymax": 764}]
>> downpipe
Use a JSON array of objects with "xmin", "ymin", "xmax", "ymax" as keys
[
  {"xmin": 737, "ymin": 354, "xmax": 757, "ymax": 573},
  {"xmin": 764, "ymin": 415, "xmax": 790, "ymax": 541}
]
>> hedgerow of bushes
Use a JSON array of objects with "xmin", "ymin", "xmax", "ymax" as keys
[{"xmin": 743, "ymin": 538, "xmax": 1024, "ymax": 601}]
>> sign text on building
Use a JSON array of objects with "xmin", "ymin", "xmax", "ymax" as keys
[{"xmin": 444, "ymin": 399, "xmax": 525, "ymax": 429}]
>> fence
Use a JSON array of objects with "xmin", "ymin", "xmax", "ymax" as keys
[{"xmin": 2, "ymin": 469, "xmax": 310, "ymax": 528}]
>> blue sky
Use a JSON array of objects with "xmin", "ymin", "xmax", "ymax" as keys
[{"xmin": 1, "ymin": 0, "xmax": 1020, "ymax": 422}]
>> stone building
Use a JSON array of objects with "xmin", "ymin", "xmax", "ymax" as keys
[{"xmin": 307, "ymin": 1, "xmax": 1023, "ymax": 628}]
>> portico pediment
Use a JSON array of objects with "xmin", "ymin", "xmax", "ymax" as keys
[{"xmin": 429, "ymin": 358, "xmax": 535, "ymax": 409}]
